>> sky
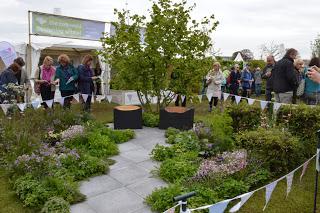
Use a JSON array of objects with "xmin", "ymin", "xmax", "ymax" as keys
[{"xmin": 0, "ymin": 0, "xmax": 319, "ymax": 59}]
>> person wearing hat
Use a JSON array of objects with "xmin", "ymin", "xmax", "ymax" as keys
[{"xmin": 241, "ymin": 63, "xmax": 253, "ymax": 98}]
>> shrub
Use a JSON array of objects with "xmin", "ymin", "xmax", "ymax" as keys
[
  {"xmin": 165, "ymin": 127, "xmax": 180, "ymax": 138},
  {"xmin": 106, "ymin": 129, "xmax": 135, "ymax": 144},
  {"xmin": 236, "ymin": 128, "xmax": 304, "ymax": 176},
  {"xmin": 145, "ymin": 184, "xmax": 184, "ymax": 212},
  {"xmin": 158, "ymin": 155, "xmax": 198, "ymax": 183},
  {"xmin": 41, "ymin": 197, "xmax": 70, "ymax": 213},
  {"xmin": 201, "ymin": 113, "xmax": 234, "ymax": 152},
  {"xmin": 276, "ymin": 104, "xmax": 320, "ymax": 157},
  {"xmin": 244, "ymin": 168, "xmax": 271, "ymax": 189},
  {"xmin": 143, "ymin": 112, "xmax": 159, "ymax": 127},
  {"xmin": 226, "ymin": 102, "xmax": 261, "ymax": 132},
  {"xmin": 215, "ymin": 178, "xmax": 249, "ymax": 199},
  {"xmin": 150, "ymin": 144, "xmax": 175, "ymax": 161}
]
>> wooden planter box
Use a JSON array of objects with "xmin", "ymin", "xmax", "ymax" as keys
[
  {"xmin": 159, "ymin": 107, "xmax": 194, "ymax": 130},
  {"xmin": 114, "ymin": 105, "xmax": 142, "ymax": 129}
]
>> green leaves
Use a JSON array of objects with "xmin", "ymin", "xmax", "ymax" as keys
[{"xmin": 99, "ymin": 0, "xmax": 219, "ymax": 112}]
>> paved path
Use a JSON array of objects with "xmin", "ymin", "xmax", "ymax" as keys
[{"xmin": 71, "ymin": 127, "xmax": 167, "ymax": 213}]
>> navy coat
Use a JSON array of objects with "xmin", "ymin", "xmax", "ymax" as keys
[{"xmin": 77, "ymin": 64, "xmax": 94, "ymax": 94}]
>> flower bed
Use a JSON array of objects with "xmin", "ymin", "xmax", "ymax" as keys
[
  {"xmin": 0, "ymin": 109, "xmax": 135, "ymax": 212},
  {"xmin": 146, "ymin": 103, "xmax": 315, "ymax": 212}
]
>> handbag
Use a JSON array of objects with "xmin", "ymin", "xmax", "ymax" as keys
[
  {"xmin": 34, "ymin": 66, "xmax": 41, "ymax": 95},
  {"xmin": 296, "ymin": 79, "xmax": 305, "ymax": 97}
]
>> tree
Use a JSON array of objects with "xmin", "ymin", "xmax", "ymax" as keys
[
  {"xmin": 311, "ymin": 34, "xmax": 320, "ymax": 58},
  {"xmin": 240, "ymin": 49, "xmax": 254, "ymax": 61},
  {"xmin": 259, "ymin": 41, "xmax": 285, "ymax": 60},
  {"xmin": 99, "ymin": 0, "xmax": 218, "ymax": 112}
]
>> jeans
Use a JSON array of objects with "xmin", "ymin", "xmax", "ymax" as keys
[
  {"xmin": 275, "ymin": 91, "xmax": 293, "ymax": 104},
  {"xmin": 304, "ymin": 92, "xmax": 320, "ymax": 105},
  {"xmin": 265, "ymin": 89, "xmax": 272, "ymax": 101},
  {"xmin": 255, "ymin": 84, "xmax": 261, "ymax": 96}
]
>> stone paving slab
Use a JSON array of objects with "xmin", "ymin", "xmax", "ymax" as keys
[
  {"xmin": 79, "ymin": 175, "xmax": 123, "ymax": 197},
  {"xmin": 87, "ymin": 187, "xmax": 145, "ymax": 213},
  {"xmin": 71, "ymin": 127, "xmax": 167, "ymax": 213}
]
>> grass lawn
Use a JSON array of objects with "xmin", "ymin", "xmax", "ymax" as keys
[{"xmin": 0, "ymin": 100, "xmax": 319, "ymax": 212}]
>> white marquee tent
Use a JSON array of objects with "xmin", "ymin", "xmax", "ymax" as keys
[{"xmin": 11, "ymin": 41, "xmax": 110, "ymax": 100}]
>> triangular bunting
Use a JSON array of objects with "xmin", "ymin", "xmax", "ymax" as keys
[
  {"xmin": 91, "ymin": 94, "xmax": 95, "ymax": 103},
  {"xmin": 206, "ymin": 93, "xmax": 213, "ymax": 101},
  {"xmin": 31, "ymin": 100, "xmax": 41, "ymax": 109},
  {"xmin": 263, "ymin": 181, "xmax": 278, "ymax": 211},
  {"xmin": 58, "ymin": 97, "xmax": 65, "ymax": 106},
  {"xmin": 181, "ymin": 95, "xmax": 186, "ymax": 103},
  {"xmin": 273, "ymin": 102, "xmax": 282, "ymax": 112},
  {"xmin": 209, "ymin": 199, "xmax": 231, "ymax": 213},
  {"xmin": 300, "ymin": 160, "xmax": 310, "ymax": 181},
  {"xmin": 198, "ymin": 95, "xmax": 203, "ymax": 103},
  {"xmin": 73, "ymin": 94, "xmax": 80, "ymax": 102},
  {"xmin": 223, "ymin": 93, "xmax": 230, "ymax": 101},
  {"xmin": 106, "ymin": 95, "xmax": 113, "ymax": 103},
  {"xmin": 247, "ymin": 98, "xmax": 255, "ymax": 105},
  {"xmin": 317, "ymin": 149, "xmax": 320, "ymax": 172},
  {"xmin": 152, "ymin": 96, "xmax": 158, "ymax": 104},
  {"xmin": 260, "ymin": 101, "xmax": 268, "ymax": 110},
  {"xmin": 96, "ymin": 95, "xmax": 104, "ymax": 103},
  {"xmin": 45, "ymin": 100, "xmax": 54, "ymax": 109},
  {"xmin": 229, "ymin": 191, "xmax": 254, "ymax": 212},
  {"xmin": 127, "ymin": 94, "xmax": 133, "ymax": 103},
  {"xmin": 82, "ymin": 94, "xmax": 89, "ymax": 103},
  {"xmin": 17, "ymin": 103, "xmax": 27, "ymax": 112},
  {"xmin": 0, "ymin": 104, "xmax": 11, "ymax": 115},
  {"xmin": 286, "ymin": 171, "xmax": 294, "ymax": 198},
  {"xmin": 235, "ymin": 96, "xmax": 241, "ymax": 105},
  {"xmin": 163, "ymin": 206, "xmax": 176, "ymax": 213}
]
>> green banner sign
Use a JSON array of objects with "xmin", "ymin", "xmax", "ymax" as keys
[{"xmin": 32, "ymin": 12, "xmax": 105, "ymax": 41}]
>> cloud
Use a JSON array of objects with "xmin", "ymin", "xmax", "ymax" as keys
[{"xmin": 0, "ymin": 0, "xmax": 319, "ymax": 58}]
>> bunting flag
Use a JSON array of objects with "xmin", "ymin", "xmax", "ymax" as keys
[
  {"xmin": 317, "ymin": 149, "xmax": 320, "ymax": 172},
  {"xmin": 73, "ymin": 94, "xmax": 80, "ymax": 102},
  {"xmin": 81, "ymin": 94, "xmax": 89, "ymax": 103},
  {"xmin": 106, "ymin": 95, "xmax": 113, "ymax": 103},
  {"xmin": 235, "ymin": 96, "xmax": 241, "ymax": 105},
  {"xmin": 209, "ymin": 199, "xmax": 231, "ymax": 213},
  {"xmin": 181, "ymin": 95, "xmax": 186, "ymax": 103},
  {"xmin": 247, "ymin": 98, "xmax": 255, "ymax": 105},
  {"xmin": 263, "ymin": 181, "xmax": 278, "ymax": 211},
  {"xmin": 96, "ymin": 95, "xmax": 104, "ymax": 103},
  {"xmin": 91, "ymin": 94, "xmax": 95, "ymax": 103},
  {"xmin": 17, "ymin": 103, "xmax": 27, "ymax": 112},
  {"xmin": 45, "ymin": 100, "xmax": 54, "ymax": 109},
  {"xmin": 223, "ymin": 93, "xmax": 230, "ymax": 101},
  {"xmin": 31, "ymin": 100, "xmax": 41, "ymax": 109},
  {"xmin": 152, "ymin": 96, "xmax": 158, "ymax": 104},
  {"xmin": 58, "ymin": 97, "xmax": 65, "ymax": 106},
  {"xmin": 127, "ymin": 94, "xmax": 133, "ymax": 103},
  {"xmin": 260, "ymin": 101, "xmax": 268, "ymax": 110},
  {"xmin": 300, "ymin": 160, "xmax": 310, "ymax": 181},
  {"xmin": 0, "ymin": 104, "xmax": 11, "ymax": 115},
  {"xmin": 286, "ymin": 171, "xmax": 294, "ymax": 198},
  {"xmin": 273, "ymin": 102, "xmax": 282, "ymax": 112},
  {"xmin": 175, "ymin": 94, "xmax": 179, "ymax": 102},
  {"xmin": 163, "ymin": 206, "xmax": 176, "ymax": 213},
  {"xmin": 206, "ymin": 93, "xmax": 213, "ymax": 101},
  {"xmin": 229, "ymin": 191, "xmax": 254, "ymax": 212},
  {"xmin": 198, "ymin": 95, "xmax": 203, "ymax": 103}
]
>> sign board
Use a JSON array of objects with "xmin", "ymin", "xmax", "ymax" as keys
[
  {"xmin": 0, "ymin": 41, "xmax": 17, "ymax": 68},
  {"xmin": 32, "ymin": 12, "xmax": 105, "ymax": 41}
]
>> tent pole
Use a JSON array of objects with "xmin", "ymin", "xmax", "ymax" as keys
[{"xmin": 27, "ymin": 11, "xmax": 33, "ymax": 103}]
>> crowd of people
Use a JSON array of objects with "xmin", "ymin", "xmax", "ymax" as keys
[
  {"xmin": 204, "ymin": 48, "xmax": 320, "ymax": 111},
  {"xmin": 0, "ymin": 54, "xmax": 101, "ymax": 112}
]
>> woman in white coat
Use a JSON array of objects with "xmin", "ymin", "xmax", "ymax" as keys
[{"xmin": 206, "ymin": 62, "xmax": 224, "ymax": 112}]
